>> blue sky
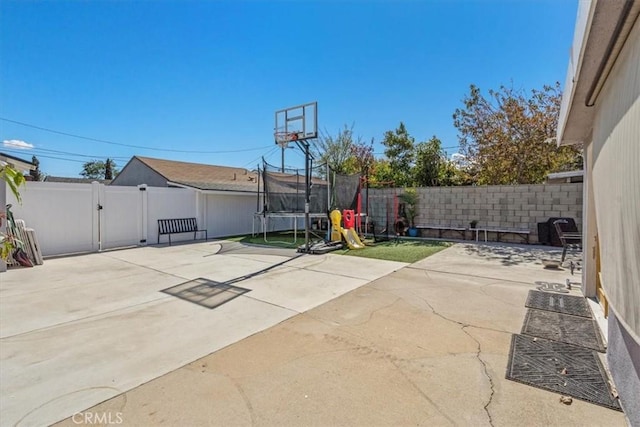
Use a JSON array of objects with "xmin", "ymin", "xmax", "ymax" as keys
[{"xmin": 1, "ymin": 0, "xmax": 578, "ymax": 177}]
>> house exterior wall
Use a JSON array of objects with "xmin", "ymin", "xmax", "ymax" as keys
[
  {"xmin": 590, "ymin": 18, "xmax": 640, "ymax": 423},
  {"xmin": 592, "ymin": 16, "xmax": 640, "ymax": 341},
  {"xmin": 368, "ymin": 183, "xmax": 583, "ymax": 243},
  {"xmin": 582, "ymin": 143, "xmax": 598, "ymax": 299},
  {"xmin": 110, "ymin": 157, "xmax": 168, "ymax": 187}
]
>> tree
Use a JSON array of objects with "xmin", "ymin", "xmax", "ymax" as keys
[
  {"xmin": 80, "ymin": 159, "xmax": 119, "ymax": 180},
  {"xmin": 0, "ymin": 163, "xmax": 25, "ymax": 202},
  {"xmin": 30, "ymin": 156, "xmax": 43, "ymax": 181},
  {"xmin": 105, "ymin": 158, "xmax": 114, "ymax": 180},
  {"xmin": 413, "ymin": 136, "xmax": 445, "ymax": 186},
  {"xmin": 382, "ymin": 122, "xmax": 415, "ymax": 187},
  {"xmin": 453, "ymin": 82, "xmax": 582, "ymax": 185},
  {"xmin": 350, "ymin": 138, "xmax": 375, "ymax": 176},
  {"xmin": 367, "ymin": 158, "xmax": 395, "ymax": 188},
  {"xmin": 438, "ymin": 157, "xmax": 474, "ymax": 186},
  {"xmin": 313, "ymin": 124, "xmax": 359, "ymax": 174}
]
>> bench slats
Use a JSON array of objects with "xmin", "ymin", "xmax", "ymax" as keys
[
  {"xmin": 158, "ymin": 218, "xmax": 207, "ymax": 245},
  {"xmin": 474, "ymin": 228, "xmax": 530, "ymax": 244},
  {"xmin": 414, "ymin": 225, "xmax": 467, "ymax": 239}
]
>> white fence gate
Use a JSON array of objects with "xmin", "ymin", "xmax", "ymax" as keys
[{"xmin": 97, "ymin": 183, "xmax": 143, "ymax": 250}]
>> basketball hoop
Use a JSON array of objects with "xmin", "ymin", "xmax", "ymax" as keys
[{"xmin": 274, "ymin": 131, "xmax": 299, "ymax": 147}]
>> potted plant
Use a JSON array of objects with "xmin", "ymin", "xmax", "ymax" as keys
[
  {"xmin": 469, "ymin": 220, "xmax": 478, "ymax": 229},
  {"xmin": 399, "ymin": 188, "xmax": 419, "ymax": 237}
]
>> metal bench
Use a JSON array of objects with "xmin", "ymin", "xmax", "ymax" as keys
[
  {"xmin": 553, "ymin": 219, "xmax": 582, "ymax": 262},
  {"xmin": 415, "ymin": 225, "xmax": 467, "ymax": 240},
  {"xmin": 157, "ymin": 218, "xmax": 207, "ymax": 245},
  {"xmin": 475, "ymin": 228, "xmax": 531, "ymax": 244}
]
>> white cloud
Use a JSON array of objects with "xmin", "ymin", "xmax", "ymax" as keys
[
  {"xmin": 3, "ymin": 139, "xmax": 34, "ymax": 150},
  {"xmin": 450, "ymin": 153, "xmax": 470, "ymax": 168},
  {"xmin": 451, "ymin": 153, "xmax": 466, "ymax": 162}
]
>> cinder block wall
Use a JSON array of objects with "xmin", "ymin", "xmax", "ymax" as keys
[{"xmin": 366, "ymin": 183, "xmax": 583, "ymax": 243}]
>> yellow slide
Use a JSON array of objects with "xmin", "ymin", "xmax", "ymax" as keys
[
  {"xmin": 329, "ymin": 209, "xmax": 364, "ymax": 250},
  {"xmin": 341, "ymin": 227, "xmax": 365, "ymax": 249}
]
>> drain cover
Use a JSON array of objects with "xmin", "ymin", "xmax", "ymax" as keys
[
  {"xmin": 506, "ymin": 334, "xmax": 621, "ymax": 411},
  {"xmin": 526, "ymin": 290, "xmax": 592, "ymax": 317}
]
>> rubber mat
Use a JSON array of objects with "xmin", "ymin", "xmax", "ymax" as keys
[
  {"xmin": 521, "ymin": 309, "xmax": 605, "ymax": 352},
  {"xmin": 506, "ymin": 334, "xmax": 621, "ymax": 411},
  {"xmin": 526, "ymin": 290, "xmax": 592, "ymax": 318}
]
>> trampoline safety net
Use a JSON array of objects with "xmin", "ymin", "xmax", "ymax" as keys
[
  {"xmin": 331, "ymin": 172, "xmax": 359, "ymax": 211},
  {"xmin": 262, "ymin": 161, "xmax": 328, "ymax": 213},
  {"xmin": 262, "ymin": 160, "xmax": 361, "ymax": 214}
]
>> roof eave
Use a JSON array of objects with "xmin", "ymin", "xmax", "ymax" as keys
[
  {"xmin": 557, "ymin": 0, "xmax": 640, "ymax": 146},
  {"xmin": 0, "ymin": 152, "xmax": 36, "ymax": 171},
  {"xmin": 166, "ymin": 181, "xmax": 255, "ymax": 195}
]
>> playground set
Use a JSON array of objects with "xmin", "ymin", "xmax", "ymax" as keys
[{"xmin": 254, "ymin": 101, "xmax": 414, "ymax": 254}]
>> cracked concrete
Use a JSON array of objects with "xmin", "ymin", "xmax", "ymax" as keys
[{"xmin": 49, "ymin": 242, "xmax": 625, "ymax": 426}]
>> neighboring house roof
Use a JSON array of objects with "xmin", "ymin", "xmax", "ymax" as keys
[
  {"xmin": 546, "ymin": 170, "xmax": 584, "ymax": 183},
  {"xmin": 44, "ymin": 176, "xmax": 113, "ymax": 184},
  {"xmin": 134, "ymin": 156, "xmax": 259, "ymax": 192},
  {"xmin": 556, "ymin": 0, "xmax": 640, "ymax": 145},
  {"xmin": 0, "ymin": 152, "xmax": 35, "ymax": 172}
]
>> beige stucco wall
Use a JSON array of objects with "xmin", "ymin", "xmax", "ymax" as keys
[{"xmin": 592, "ymin": 19, "xmax": 640, "ymax": 339}]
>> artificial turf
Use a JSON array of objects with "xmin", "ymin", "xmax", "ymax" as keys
[{"xmin": 226, "ymin": 231, "xmax": 449, "ymax": 263}]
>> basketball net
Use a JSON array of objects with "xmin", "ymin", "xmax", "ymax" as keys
[{"xmin": 274, "ymin": 131, "xmax": 299, "ymax": 148}]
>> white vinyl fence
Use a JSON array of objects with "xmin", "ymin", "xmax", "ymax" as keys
[{"xmin": 6, "ymin": 182, "xmax": 264, "ymax": 257}]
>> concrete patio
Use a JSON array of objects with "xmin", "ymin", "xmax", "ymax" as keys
[{"xmin": 1, "ymin": 241, "xmax": 626, "ymax": 426}]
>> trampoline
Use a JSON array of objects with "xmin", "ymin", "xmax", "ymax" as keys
[{"xmin": 253, "ymin": 159, "xmax": 362, "ymax": 245}]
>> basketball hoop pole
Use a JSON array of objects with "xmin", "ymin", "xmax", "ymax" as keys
[
  {"xmin": 274, "ymin": 102, "xmax": 318, "ymax": 254},
  {"xmin": 304, "ymin": 141, "xmax": 311, "ymax": 253}
]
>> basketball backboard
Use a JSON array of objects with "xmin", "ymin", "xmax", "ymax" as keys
[{"xmin": 274, "ymin": 101, "xmax": 317, "ymax": 144}]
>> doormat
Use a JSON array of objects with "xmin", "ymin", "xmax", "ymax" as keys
[
  {"xmin": 526, "ymin": 290, "xmax": 592, "ymax": 318},
  {"xmin": 522, "ymin": 309, "xmax": 605, "ymax": 352},
  {"xmin": 506, "ymin": 334, "xmax": 621, "ymax": 411},
  {"xmin": 162, "ymin": 278, "xmax": 250, "ymax": 309}
]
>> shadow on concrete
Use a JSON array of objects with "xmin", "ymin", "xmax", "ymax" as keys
[
  {"xmin": 462, "ymin": 242, "xmax": 582, "ymax": 269},
  {"xmin": 162, "ymin": 278, "xmax": 251, "ymax": 309},
  {"xmin": 148, "ymin": 239, "xmax": 299, "ymax": 259}
]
